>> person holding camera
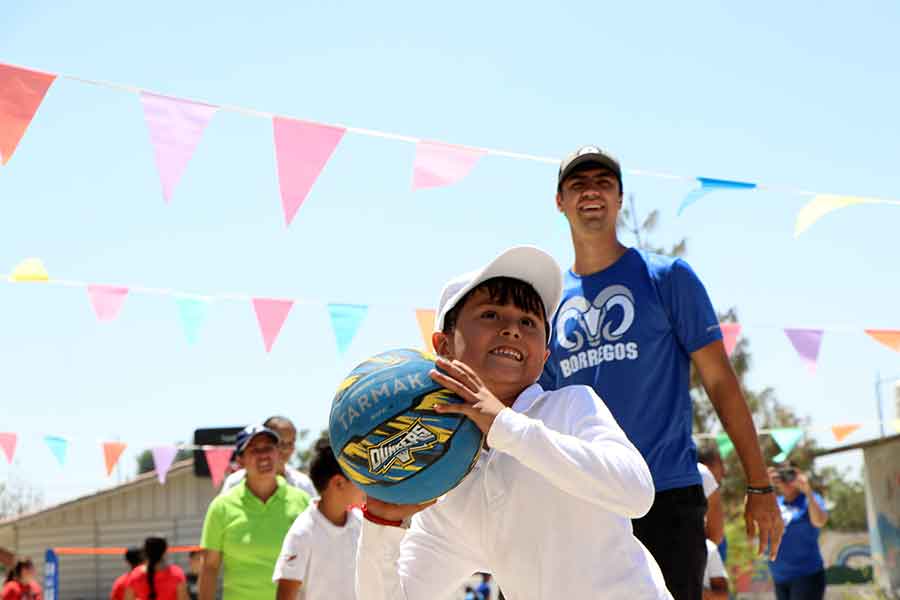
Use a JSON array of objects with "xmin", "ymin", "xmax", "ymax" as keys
[{"xmin": 767, "ymin": 464, "xmax": 828, "ymax": 600}]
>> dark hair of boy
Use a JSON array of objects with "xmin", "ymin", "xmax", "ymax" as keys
[
  {"xmin": 143, "ymin": 536, "xmax": 168, "ymax": 600},
  {"xmin": 308, "ymin": 434, "xmax": 342, "ymax": 494},
  {"xmin": 441, "ymin": 277, "xmax": 549, "ymax": 340},
  {"xmin": 125, "ymin": 546, "xmax": 145, "ymax": 568}
]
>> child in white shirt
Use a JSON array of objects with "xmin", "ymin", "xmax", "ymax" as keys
[
  {"xmin": 355, "ymin": 246, "xmax": 671, "ymax": 599},
  {"xmin": 274, "ymin": 435, "xmax": 365, "ymax": 600}
]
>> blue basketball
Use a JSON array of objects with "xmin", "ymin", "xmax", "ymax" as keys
[{"xmin": 329, "ymin": 348, "xmax": 484, "ymax": 504}]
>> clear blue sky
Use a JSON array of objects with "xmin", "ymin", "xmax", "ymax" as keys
[{"xmin": 2, "ymin": 2, "xmax": 899, "ymax": 506}]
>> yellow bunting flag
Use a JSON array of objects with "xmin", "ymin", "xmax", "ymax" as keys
[
  {"xmin": 415, "ymin": 309, "xmax": 436, "ymax": 352},
  {"xmin": 893, "ymin": 419, "xmax": 900, "ymax": 434},
  {"xmin": 102, "ymin": 442, "xmax": 127, "ymax": 476},
  {"xmin": 831, "ymin": 424, "xmax": 861, "ymax": 443},
  {"xmin": 794, "ymin": 194, "xmax": 900, "ymax": 238},
  {"xmin": 9, "ymin": 257, "xmax": 49, "ymax": 282},
  {"xmin": 865, "ymin": 330, "xmax": 900, "ymax": 353}
]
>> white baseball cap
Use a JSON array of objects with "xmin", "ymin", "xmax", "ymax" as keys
[{"xmin": 434, "ymin": 246, "xmax": 563, "ymax": 333}]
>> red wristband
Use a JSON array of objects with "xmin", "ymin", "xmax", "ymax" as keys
[{"xmin": 361, "ymin": 503, "xmax": 404, "ymax": 527}]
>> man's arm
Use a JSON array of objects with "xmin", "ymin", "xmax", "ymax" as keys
[
  {"xmin": 197, "ymin": 550, "xmax": 221, "ymax": 600},
  {"xmin": 276, "ymin": 580, "xmax": 302, "ymax": 600},
  {"xmin": 795, "ymin": 473, "xmax": 828, "ymax": 528},
  {"xmin": 692, "ymin": 340, "xmax": 783, "ymax": 558}
]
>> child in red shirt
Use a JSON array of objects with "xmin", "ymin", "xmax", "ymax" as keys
[
  {"xmin": 124, "ymin": 538, "xmax": 187, "ymax": 600},
  {"xmin": 1, "ymin": 559, "xmax": 42, "ymax": 600}
]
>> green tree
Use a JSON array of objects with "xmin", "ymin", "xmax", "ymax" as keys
[{"xmin": 136, "ymin": 447, "xmax": 193, "ymax": 474}]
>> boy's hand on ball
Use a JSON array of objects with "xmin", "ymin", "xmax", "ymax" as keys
[{"xmin": 430, "ymin": 357, "xmax": 505, "ymax": 435}]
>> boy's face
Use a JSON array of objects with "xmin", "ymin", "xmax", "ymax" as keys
[{"xmin": 436, "ymin": 288, "xmax": 549, "ymax": 400}]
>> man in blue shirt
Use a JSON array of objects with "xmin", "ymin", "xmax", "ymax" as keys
[
  {"xmin": 768, "ymin": 465, "xmax": 828, "ymax": 599},
  {"xmin": 540, "ymin": 145, "xmax": 783, "ymax": 600}
]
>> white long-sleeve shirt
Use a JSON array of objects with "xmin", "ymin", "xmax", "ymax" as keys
[{"xmin": 356, "ymin": 383, "xmax": 672, "ymax": 599}]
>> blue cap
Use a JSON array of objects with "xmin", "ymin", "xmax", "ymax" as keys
[{"xmin": 235, "ymin": 425, "xmax": 280, "ymax": 455}]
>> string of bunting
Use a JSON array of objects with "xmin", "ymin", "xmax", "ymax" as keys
[
  {"xmin": 2, "ymin": 62, "xmax": 900, "ymax": 236},
  {"xmin": 3, "ymin": 418, "xmax": 897, "ymax": 490},
  {"xmin": 7, "ymin": 258, "xmax": 900, "ymax": 363}
]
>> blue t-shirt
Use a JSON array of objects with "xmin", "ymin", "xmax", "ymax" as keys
[
  {"xmin": 538, "ymin": 248, "xmax": 722, "ymax": 491},
  {"xmin": 768, "ymin": 492, "xmax": 826, "ymax": 583}
]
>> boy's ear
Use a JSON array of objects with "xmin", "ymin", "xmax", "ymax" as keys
[
  {"xmin": 432, "ymin": 331, "xmax": 450, "ymax": 357},
  {"xmin": 555, "ymin": 191, "xmax": 564, "ymax": 212}
]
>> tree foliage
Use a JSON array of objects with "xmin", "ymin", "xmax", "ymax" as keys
[{"xmin": 0, "ymin": 475, "xmax": 43, "ymax": 519}]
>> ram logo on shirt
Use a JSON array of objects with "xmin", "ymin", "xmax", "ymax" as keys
[
  {"xmin": 553, "ymin": 284, "xmax": 639, "ymax": 377},
  {"xmin": 368, "ymin": 419, "xmax": 438, "ymax": 474}
]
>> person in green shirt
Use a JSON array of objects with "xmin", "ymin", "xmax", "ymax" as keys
[{"xmin": 198, "ymin": 425, "xmax": 310, "ymax": 599}]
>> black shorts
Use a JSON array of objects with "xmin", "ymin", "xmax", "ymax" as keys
[{"xmin": 632, "ymin": 484, "xmax": 708, "ymax": 600}]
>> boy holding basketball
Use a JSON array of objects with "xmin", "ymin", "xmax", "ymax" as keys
[{"xmin": 356, "ymin": 246, "xmax": 671, "ymax": 599}]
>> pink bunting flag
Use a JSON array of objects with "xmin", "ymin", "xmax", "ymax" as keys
[
  {"xmin": 0, "ymin": 432, "xmax": 17, "ymax": 463},
  {"xmin": 140, "ymin": 92, "xmax": 218, "ymax": 203},
  {"xmin": 784, "ymin": 329, "xmax": 824, "ymax": 375},
  {"xmin": 412, "ymin": 141, "xmax": 487, "ymax": 190},
  {"xmin": 151, "ymin": 445, "xmax": 178, "ymax": 484},
  {"xmin": 272, "ymin": 118, "xmax": 345, "ymax": 226},
  {"xmin": 252, "ymin": 298, "xmax": 294, "ymax": 352},
  {"xmin": 87, "ymin": 285, "xmax": 129, "ymax": 321},
  {"xmin": 204, "ymin": 447, "xmax": 233, "ymax": 488},
  {"xmin": 720, "ymin": 322, "xmax": 741, "ymax": 357},
  {"xmin": 0, "ymin": 63, "xmax": 56, "ymax": 165},
  {"xmin": 102, "ymin": 441, "xmax": 127, "ymax": 476}
]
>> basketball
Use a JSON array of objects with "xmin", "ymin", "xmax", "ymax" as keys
[{"xmin": 329, "ymin": 348, "xmax": 484, "ymax": 504}]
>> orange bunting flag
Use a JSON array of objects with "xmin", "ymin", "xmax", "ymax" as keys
[
  {"xmin": 102, "ymin": 442, "xmax": 127, "ymax": 476},
  {"xmin": 865, "ymin": 329, "xmax": 900, "ymax": 353},
  {"xmin": 830, "ymin": 424, "xmax": 861, "ymax": 443},
  {"xmin": 0, "ymin": 63, "xmax": 56, "ymax": 165},
  {"xmin": 720, "ymin": 322, "xmax": 741, "ymax": 357},
  {"xmin": 415, "ymin": 309, "xmax": 436, "ymax": 352}
]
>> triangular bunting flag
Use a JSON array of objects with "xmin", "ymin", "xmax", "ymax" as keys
[
  {"xmin": 720, "ymin": 322, "xmax": 741, "ymax": 357},
  {"xmin": 865, "ymin": 329, "xmax": 900, "ymax": 353},
  {"xmin": 771, "ymin": 428, "xmax": 804, "ymax": 462},
  {"xmin": 87, "ymin": 285, "xmax": 129, "ymax": 321},
  {"xmin": 252, "ymin": 298, "xmax": 294, "ymax": 353},
  {"xmin": 45, "ymin": 435, "xmax": 68, "ymax": 467},
  {"xmin": 0, "ymin": 63, "xmax": 56, "ymax": 165},
  {"xmin": 8, "ymin": 257, "xmax": 49, "ymax": 282},
  {"xmin": 677, "ymin": 177, "xmax": 757, "ymax": 215},
  {"xmin": 139, "ymin": 92, "xmax": 218, "ymax": 203},
  {"xmin": 715, "ymin": 432, "xmax": 734, "ymax": 459},
  {"xmin": 783, "ymin": 329, "xmax": 824, "ymax": 375},
  {"xmin": 176, "ymin": 297, "xmax": 209, "ymax": 345},
  {"xmin": 151, "ymin": 445, "xmax": 178, "ymax": 484},
  {"xmin": 102, "ymin": 442, "xmax": 127, "ymax": 476},
  {"xmin": 415, "ymin": 309, "xmax": 436, "ymax": 352},
  {"xmin": 272, "ymin": 118, "xmax": 345, "ymax": 226},
  {"xmin": 794, "ymin": 194, "xmax": 900, "ymax": 238},
  {"xmin": 328, "ymin": 304, "xmax": 368, "ymax": 355},
  {"xmin": 0, "ymin": 433, "xmax": 17, "ymax": 463},
  {"xmin": 411, "ymin": 141, "xmax": 486, "ymax": 190},
  {"xmin": 831, "ymin": 424, "xmax": 861, "ymax": 444},
  {"xmin": 204, "ymin": 447, "xmax": 233, "ymax": 488}
]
